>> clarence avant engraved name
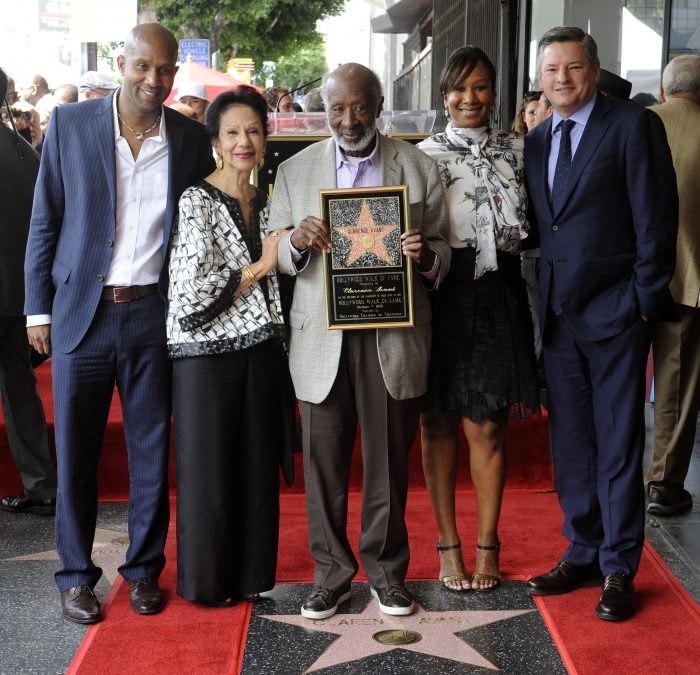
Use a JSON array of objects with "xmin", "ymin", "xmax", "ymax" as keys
[{"xmin": 344, "ymin": 286, "xmax": 396, "ymax": 294}]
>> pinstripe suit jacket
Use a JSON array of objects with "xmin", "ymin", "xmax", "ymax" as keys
[
  {"xmin": 268, "ymin": 133, "xmax": 451, "ymax": 404},
  {"xmin": 649, "ymin": 98, "xmax": 700, "ymax": 308},
  {"xmin": 24, "ymin": 92, "xmax": 214, "ymax": 353}
]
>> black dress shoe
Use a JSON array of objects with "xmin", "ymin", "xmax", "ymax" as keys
[
  {"xmin": 370, "ymin": 583, "xmax": 415, "ymax": 616},
  {"xmin": 0, "ymin": 492, "xmax": 56, "ymax": 516},
  {"xmin": 647, "ymin": 484, "xmax": 693, "ymax": 516},
  {"xmin": 301, "ymin": 584, "xmax": 351, "ymax": 620},
  {"xmin": 128, "ymin": 578, "xmax": 165, "ymax": 614},
  {"xmin": 526, "ymin": 560, "xmax": 604, "ymax": 596},
  {"xmin": 596, "ymin": 572, "xmax": 635, "ymax": 621},
  {"xmin": 61, "ymin": 585, "xmax": 102, "ymax": 624}
]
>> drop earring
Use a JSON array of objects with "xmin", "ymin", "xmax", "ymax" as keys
[{"xmin": 216, "ymin": 154, "xmax": 223, "ymax": 170}]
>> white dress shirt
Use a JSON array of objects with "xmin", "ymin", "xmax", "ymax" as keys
[{"xmin": 28, "ymin": 91, "xmax": 170, "ymax": 326}]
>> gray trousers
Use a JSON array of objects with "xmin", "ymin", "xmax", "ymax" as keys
[
  {"xmin": 647, "ymin": 304, "xmax": 700, "ymax": 488},
  {"xmin": 300, "ymin": 329, "xmax": 423, "ymax": 590},
  {"xmin": 0, "ymin": 317, "xmax": 56, "ymax": 498}
]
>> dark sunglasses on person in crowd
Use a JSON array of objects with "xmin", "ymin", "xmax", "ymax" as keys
[{"xmin": 11, "ymin": 110, "xmax": 34, "ymax": 122}]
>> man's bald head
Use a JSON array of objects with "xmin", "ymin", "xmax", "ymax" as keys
[
  {"xmin": 122, "ymin": 23, "xmax": 179, "ymax": 62},
  {"xmin": 117, "ymin": 23, "xmax": 179, "ymax": 120}
]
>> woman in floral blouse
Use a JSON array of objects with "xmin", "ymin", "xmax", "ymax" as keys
[{"xmin": 418, "ymin": 47, "xmax": 540, "ymax": 593}]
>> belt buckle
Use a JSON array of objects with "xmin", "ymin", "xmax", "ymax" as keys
[{"xmin": 112, "ymin": 286, "xmax": 132, "ymax": 303}]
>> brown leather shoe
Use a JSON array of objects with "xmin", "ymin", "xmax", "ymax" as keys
[
  {"xmin": 61, "ymin": 585, "xmax": 102, "ymax": 624},
  {"xmin": 526, "ymin": 560, "xmax": 603, "ymax": 596},
  {"xmin": 596, "ymin": 572, "xmax": 635, "ymax": 621},
  {"xmin": 128, "ymin": 578, "xmax": 165, "ymax": 614}
]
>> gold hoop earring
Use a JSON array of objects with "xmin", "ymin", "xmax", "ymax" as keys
[{"xmin": 216, "ymin": 154, "xmax": 223, "ymax": 171}]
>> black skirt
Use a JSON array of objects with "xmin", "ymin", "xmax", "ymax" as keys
[
  {"xmin": 173, "ymin": 339, "xmax": 288, "ymax": 604},
  {"xmin": 427, "ymin": 247, "xmax": 540, "ymax": 422}
]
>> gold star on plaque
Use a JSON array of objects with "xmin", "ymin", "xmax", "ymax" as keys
[{"xmin": 340, "ymin": 200, "xmax": 397, "ymax": 267}]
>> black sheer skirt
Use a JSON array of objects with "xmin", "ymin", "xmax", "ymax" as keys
[{"xmin": 427, "ymin": 247, "xmax": 540, "ymax": 422}]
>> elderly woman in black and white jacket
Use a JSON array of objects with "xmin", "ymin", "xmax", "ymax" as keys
[{"xmin": 167, "ymin": 86, "xmax": 290, "ymax": 607}]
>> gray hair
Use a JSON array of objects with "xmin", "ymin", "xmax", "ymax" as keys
[
  {"xmin": 537, "ymin": 26, "xmax": 599, "ymax": 73},
  {"xmin": 303, "ymin": 87, "xmax": 324, "ymax": 112},
  {"xmin": 320, "ymin": 63, "xmax": 383, "ymax": 109},
  {"xmin": 662, "ymin": 54, "xmax": 700, "ymax": 96}
]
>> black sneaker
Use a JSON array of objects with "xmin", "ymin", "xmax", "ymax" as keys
[
  {"xmin": 370, "ymin": 583, "xmax": 415, "ymax": 616},
  {"xmin": 301, "ymin": 585, "xmax": 351, "ymax": 619},
  {"xmin": 647, "ymin": 484, "xmax": 693, "ymax": 516}
]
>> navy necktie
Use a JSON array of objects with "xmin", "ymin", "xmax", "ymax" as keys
[{"xmin": 551, "ymin": 119, "xmax": 575, "ymax": 213}]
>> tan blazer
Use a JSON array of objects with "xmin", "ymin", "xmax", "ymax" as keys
[
  {"xmin": 651, "ymin": 98, "xmax": 700, "ymax": 308},
  {"xmin": 268, "ymin": 133, "xmax": 451, "ymax": 404}
]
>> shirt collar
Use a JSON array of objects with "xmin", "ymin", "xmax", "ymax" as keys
[
  {"xmin": 112, "ymin": 88, "xmax": 167, "ymax": 143},
  {"xmin": 334, "ymin": 131, "xmax": 380, "ymax": 169},
  {"xmin": 551, "ymin": 91, "xmax": 597, "ymax": 135}
]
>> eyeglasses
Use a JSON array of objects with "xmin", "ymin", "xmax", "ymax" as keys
[{"xmin": 11, "ymin": 110, "xmax": 33, "ymax": 122}]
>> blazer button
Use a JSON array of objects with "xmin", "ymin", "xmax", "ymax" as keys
[
  {"xmin": 552, "ymin": 225, "xmax": 559, "ymax": 231},
  {"xmin": 97, "ymin": 274, "xmax": 105, "ymax": 282},
  {"xmin": 107, "ymin": 240, "xmax": 114, "ymax": 247}
]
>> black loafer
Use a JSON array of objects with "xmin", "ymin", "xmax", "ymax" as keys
[
  {"xmin": 301, "ymin": 584, "xmax": 351, "ymax": 620},
  {"xmin": 0, "ymin": 492, "xmax": 56, "ymax": 516},
  {"xmin": 526, "ymin": 560, "xmax": 604, "ymax": 596},
  {"xmin": 647, "ymin": 484, "xmax": 693, "ymax": 516},
  {"xmin": 128, "ymin": 578, "xmax": 165, "ymax": 614},
  {"xmin": 596, "ymin": 572, "xmax": 635, "ymax": 621},
  {"xmin": 370, "ymin": 583, "xmax": 415, "ymax": 616},
  {"xmin": 61, "ymin": 585, "xmax": 102, "ymax": 624}
]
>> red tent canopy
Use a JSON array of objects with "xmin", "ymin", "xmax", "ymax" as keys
[{"xmin": 165, "ymin": 60, "xmax": 263, "ymax": 106}]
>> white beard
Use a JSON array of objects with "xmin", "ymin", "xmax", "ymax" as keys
[{"xmin": 329, "ymin": 121, "xmax": 377, "ymax": 154}]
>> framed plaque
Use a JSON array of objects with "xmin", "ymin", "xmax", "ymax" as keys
[{"xmin": 320, "ymin": 185, "xmax": 413, "ymax": 330}]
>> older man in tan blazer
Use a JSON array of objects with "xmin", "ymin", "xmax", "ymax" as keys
[
  {"xmin": 269, "ymin": 63, "xmax": 450, "ymax": 620},
  {"xmin": 646, "ymin": 54, "xmax": 700, "ymax": 516}
]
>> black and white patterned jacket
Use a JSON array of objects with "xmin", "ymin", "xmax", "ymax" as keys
[{"xmin": 167, "ymin": 181, "xmax": 285, "ymax": 358}]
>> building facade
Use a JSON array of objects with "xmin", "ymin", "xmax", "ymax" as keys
[{"xmin": 374, "ymin": 0, "xmax": 700, "ymax": 130}]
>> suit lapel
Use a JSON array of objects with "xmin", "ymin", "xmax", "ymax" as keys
[
  {"xmin": 379, "ymin": 133, "xmax": 401, "ymax": 186},
  {"xmin": 95, "ymin": 94, "xmax": 117, "ymax": 218},
  {"xmin": 307, "ymin": 139, "xmax": 337, "ymax": 214},
  {"xmin": 553, "ymin": 94, "xmax": 612, "ymax": 220},
  {"xmin": 537, "ymin": 118, "xmax": 554, "ymax": 221},
  {"xmin": 164, "ymin": 109, "xmax": 184, "ymax": 247}
]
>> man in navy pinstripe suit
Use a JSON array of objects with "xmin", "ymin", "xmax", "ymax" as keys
[{"xmin": 24, "ymin": 23, "xmax": 214, "ymax": 624}]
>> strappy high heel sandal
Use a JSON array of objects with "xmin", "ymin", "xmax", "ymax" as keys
[
  {"xmin": 472, "ymin": 540, "xmax": 501, "ymax": 592},
  {"xmin": 437, "ymin": 541, "xmax": 471, "ymax": 593}
]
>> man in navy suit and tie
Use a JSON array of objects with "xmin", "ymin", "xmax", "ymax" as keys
[
  {"xmin": 523, "ymin": 26, "xmax": 678, "ymax": 621},
  {"xmin": 24, "ymin": 23, "xmax": 213, "ymax": 623}
]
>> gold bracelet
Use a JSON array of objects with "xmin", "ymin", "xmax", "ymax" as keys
[{"xmin": 242, "ymin": 266, "xmax": 256, "ymax": 284}]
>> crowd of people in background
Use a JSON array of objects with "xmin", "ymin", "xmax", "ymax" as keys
[
  {"xmin": 1, "ymin": 67, "xmax": 329, "ymax": 158},
  {"xmin": 1, "ymin": 18, "xmax": 698, "ymax": 635}
]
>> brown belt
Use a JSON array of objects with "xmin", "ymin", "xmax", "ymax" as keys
[{"xmin": 101, "ymin": 284, "xmax": 159, "ymax": 303}]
